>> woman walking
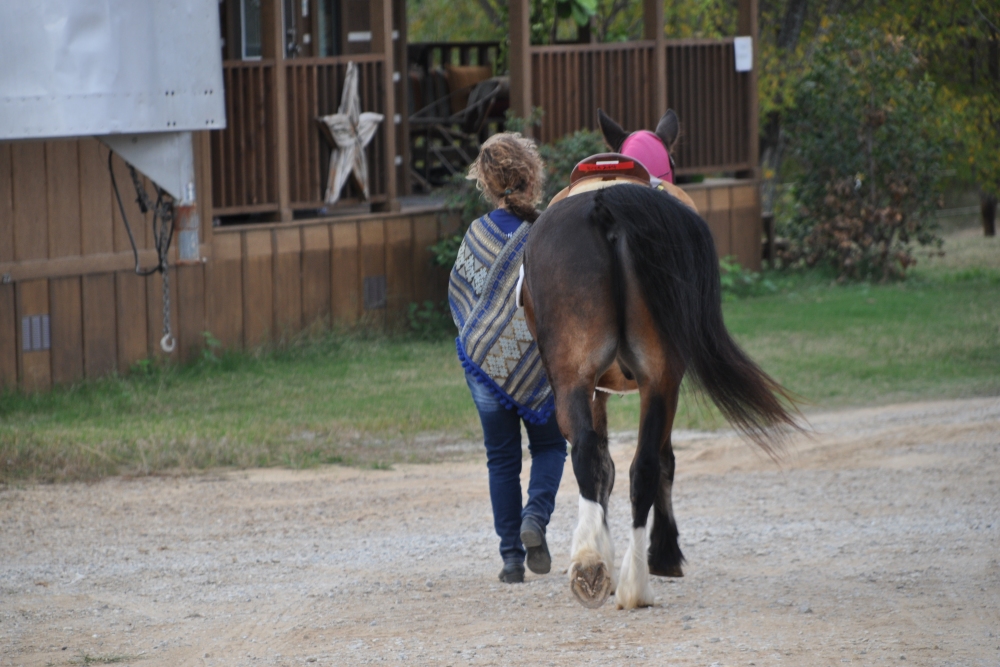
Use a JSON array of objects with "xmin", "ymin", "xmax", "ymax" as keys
[{"xmin": 448, "ymin": 133, "xmax": 566, "ymax": 584}]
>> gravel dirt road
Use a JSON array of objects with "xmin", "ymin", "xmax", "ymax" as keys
[{"xmin": 2, "ymin": 397, "xmax": 998, "ymax": 666}]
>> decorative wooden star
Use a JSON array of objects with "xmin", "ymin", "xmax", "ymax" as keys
[{"xmin": 319, "ymin": 61, "xmax": 384, "ymax": 205}]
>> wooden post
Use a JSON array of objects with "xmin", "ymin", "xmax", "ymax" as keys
[
  {"xmin": 738, "ymin": 0, "xmax": 761, "ymax": 267},
  {"xmin": 371, "ymin": 0, "xmax": 399, "ymax": 210},
  {"xmin": 509, "ymin": 0, "xmax": 532, "ymax": 135},
  {"xmin": 643, "ymin": 0, "xmax": 667, "ymax": 117},
  {"xmin": 394, "ymin": 0, "xmax": 411, "ymax": 196},
  {"xmin": 262, "ymin": 0, "xmax": 293, "ymax": 222},
  {"xmin": 738, "ymin": 0, "xmax": 759, "ymax": 179}
]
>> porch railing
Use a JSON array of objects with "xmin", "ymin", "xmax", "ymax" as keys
[
  {"xmin": 211, "ymin": 55, "xmax": 388, "ymax": 218},
  {"xmin": 531, "ymin": 41, "xmax": 657, "ymax": 146},
  {"xmin": 211, "ymin": 60, "xmax": 278, "ymax": 214},
  {"xmin": 285, "ymin": 55, "xmax": 387, "ymax": 209},
  {"xmin": 530, "ymin": 37, "xmax": 752, "ymax": 174},
  {"xmin": 665, "ymin": 39, "xmax": 751, "ymax": 174}
]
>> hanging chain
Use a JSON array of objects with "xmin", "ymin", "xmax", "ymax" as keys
[
  {"xmin": 160, "ymin": 267, "xmax": 175, "ymax": 353},
  {"xmin": 109, "ymin": 152, "xmax": 176, "ymax": 353}
]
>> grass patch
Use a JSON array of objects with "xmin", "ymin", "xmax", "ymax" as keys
[
  {"xmin": 1, "ymin": 334, "xmax": 481, "ymax": 482},
  {"xmin": 2, "ymin": 227, "xmax": 997, "ymax": 482}
]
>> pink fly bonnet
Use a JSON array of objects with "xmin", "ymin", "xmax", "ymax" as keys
[{"xmin": 620, "ymin": 130, "xmax": 674, "ymax": 183}]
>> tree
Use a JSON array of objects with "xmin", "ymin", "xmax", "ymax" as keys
[
  {"xmin": 781, "ymin": 24, "xmax": 950, "ymax": 280},
  {"xmin": 755, "ymin": 0, "xmax": 1000, "ymax": 237},
  {"xmin": 867, "ymin": 1, "xmax": 1000, "ymax": 235}
]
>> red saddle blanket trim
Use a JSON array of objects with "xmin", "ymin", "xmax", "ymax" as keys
[{"xmin": 570, "ymin": 153, "xmax": 650, "ymax": 184}]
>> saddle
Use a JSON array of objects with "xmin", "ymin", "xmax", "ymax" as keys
[{"xmin": 548, "ymin": 152, "xmax": 698, "ymax": 213}]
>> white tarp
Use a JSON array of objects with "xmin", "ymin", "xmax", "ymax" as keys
[{"xmin": 0, "ymin": 0, "xmax": 225, "ymax": 140}]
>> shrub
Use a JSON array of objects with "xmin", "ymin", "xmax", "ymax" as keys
[
  {"xmin": 407, "ymin": 301, "xmax": 456, "ymax": 340},
  {"xmin": 719, "ymin": 256, "xmax": 777, "ymax": 300},
  {"xmin": 781, "ymin": 25, "xmax": 950, "ymax": 281},
  {"xmin": 538, "ymin": 128, "xmax": 607, "ymax": 204}
]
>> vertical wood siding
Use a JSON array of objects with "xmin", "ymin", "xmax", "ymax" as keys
[{"xmin": 530, "ymin": 39, "xmax": 751, "ymax": 175}]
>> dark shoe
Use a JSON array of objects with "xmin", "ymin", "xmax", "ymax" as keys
[
  {"xmin": 520, "ymin": 515, "xmax": 551, "ymax": 575},
  {"xmin": 498, "ymin": 562, "xmax": 525, "ymax": 583}
]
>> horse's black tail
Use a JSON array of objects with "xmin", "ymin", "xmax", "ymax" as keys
[{"xmin": 592, "ymin": 185, "xmax": 800, "ymax": 452}]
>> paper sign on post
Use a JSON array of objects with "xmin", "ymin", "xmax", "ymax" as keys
[{"xmin": 734, "ymin": 36, "xmax": 753, "ymax": 72}]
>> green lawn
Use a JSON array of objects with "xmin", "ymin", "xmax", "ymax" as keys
[{"xmin": 2, "ymin": 227, "xmax": 998, "ymax": 482}]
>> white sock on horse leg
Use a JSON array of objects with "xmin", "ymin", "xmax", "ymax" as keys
[
  {"xmin": 616, "ymin": 521, "xmax": 655, "ymax": 610},
  {"xmin": 571, "ymin": 496, "xmax": 616, "ymax": 590}
]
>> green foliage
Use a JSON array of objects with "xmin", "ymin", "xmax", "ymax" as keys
[
  {"xmin": 866, "ymin": 4, "xmax": 1000, "ymax": 198},
  {"xmin": 407, "ymin": 0, "xmax": 504, "ymax": 42},
  {"xmin": 557, "ymin": 0, "xmax": 598, "ymax": 27},
  {"xmin": 201, "ymin": 331, "xmax": 223, "ymax": 364},
  {"xmin": 501, "ymin": 107, "xmax": 545, "ymax": 135},
  {"xmin": 538, "ymin": 127, "xmax": 607, "ymax": 203},
  {"xmin": 407, "ymin": 300, "xmax": 457, "ymax": 340},
  {"xmin": 428, "ymin": 228, "xmax": 466, "ymax": 270},
  {"xmin": 781, "ymin": 24, "xmax": 950, "ymax": 281},
  {"xmin": 719, "ymin": 256, "xmax": 777, "ymax": 300}
]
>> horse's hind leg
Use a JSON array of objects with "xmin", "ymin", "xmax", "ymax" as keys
[
  {"xmin": 534, "ymin": 329, "xmax": 617, "ymax": 609},
  {"xmin": 649, "ymin": 385, "xmax": 685, "ymax": 578},
  {"xmin": 562, "ymin": 383, "xmax": 616, "ymax": 609},
  {"xmin": 615, "ymin": 385, "xmax": 670, "ymax": 609},
  {"xmin": 614, "ymin": 268, "xmax": 682, "ymax": 608}
]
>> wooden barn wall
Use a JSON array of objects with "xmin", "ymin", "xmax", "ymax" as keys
[
  {"xmin": 1, "ymin": 137, "xmax": 184, "ymax": 391},
  {"xmin": 0, "ymin": 134, "xmax": 754, "ymax": 392},
  {"xmin": 683, "ymin": 180, "xmax": 761, "ymax": 272},
  {"xmin": 0, "ymin": 135, "xmax": 456, "ymax": 392}
]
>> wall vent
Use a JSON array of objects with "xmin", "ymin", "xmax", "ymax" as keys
[
  {"xmin": 21, "ymin": 315, "xmax": 51, "ymax": 352},
  {"xmin": 363, "ymin": 275, "xmax": 386, "ymax": 310}
]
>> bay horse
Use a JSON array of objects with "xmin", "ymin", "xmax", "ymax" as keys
[{"xmin": 520, "ymin": 110, "xmax": 798, "ymax": 610}]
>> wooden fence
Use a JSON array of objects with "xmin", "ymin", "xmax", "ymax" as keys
[
  {"xmin": 212, "ymin": 60, "xmax": 278, "ymax": 214},
  {"xmin": 665, "ymin": 39, "xmax": 751, "ymax": 174},
  {"xmin": 531, "ymin": 41, "xmax": 658, "ymax": 145},
  {"xmin": 211, "ymin": 55, "xmax": 389, "ymax": 218},
  {"xmin": 530, "ymin": 38, "xmax": 752, "ymax": 174}
]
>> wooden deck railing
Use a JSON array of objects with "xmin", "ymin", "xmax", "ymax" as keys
[
  {"xmin": 665, "ymin": 39, "xmax": 751, "ymax": 174},
  {"xmin": 530, "ymin": 38, "xmax": 752, "ymax": 174},
  {"xmin": 211, "ymin": 60, "xmax": 278, "ymax": 215},
  {"xmin": 211, "ymin": 39, "xmax": 750, "ymax": 216},
  {"xmin": 212, "ymin": 56, "xmax": 388, "ymax": 218},
  {"xmin": 531, "ymin": 41, "xmax": 657, "ymax": 145},
  {"xmin": 285, "ymin": 55, "xmax": 388, "ymax": 209}
]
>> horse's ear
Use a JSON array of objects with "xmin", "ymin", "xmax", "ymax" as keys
[
  {"xmin": 655, "ymin": 109, "xmax": 680, "ymax": 152},
  {"xmin": 598, "ymin": 108, "xmax": 629, "ymax": 152}
]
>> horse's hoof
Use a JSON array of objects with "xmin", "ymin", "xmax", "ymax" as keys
[
  {"xmin": 569, "ymin": 560, "xmax": 612, "ymax": 609},
  {"xmin": 649, "ymin": 563, "xmax": 684, "ymax": 578}
]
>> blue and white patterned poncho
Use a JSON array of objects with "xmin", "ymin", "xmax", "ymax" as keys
[{"xmin": 448, "ymin": 213, "xmax": 554, "ymax": 424}]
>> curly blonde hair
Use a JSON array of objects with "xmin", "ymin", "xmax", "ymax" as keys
[{"xmin": 467, "ymin": 132, "xmax": 545, "ymax": 222}]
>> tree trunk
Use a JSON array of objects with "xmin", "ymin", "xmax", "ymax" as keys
[
  {"xmin": 981, "ymin": 190, "xmax": 997, "ymax": 237},
  {"xmin": 759, "ymin": 0, "xmax": 811, "ymax": 212}
]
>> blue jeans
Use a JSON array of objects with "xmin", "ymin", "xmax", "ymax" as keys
[{"xmin": 465, "ymin": 372, "xmax": 567, "ymax": 564}]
